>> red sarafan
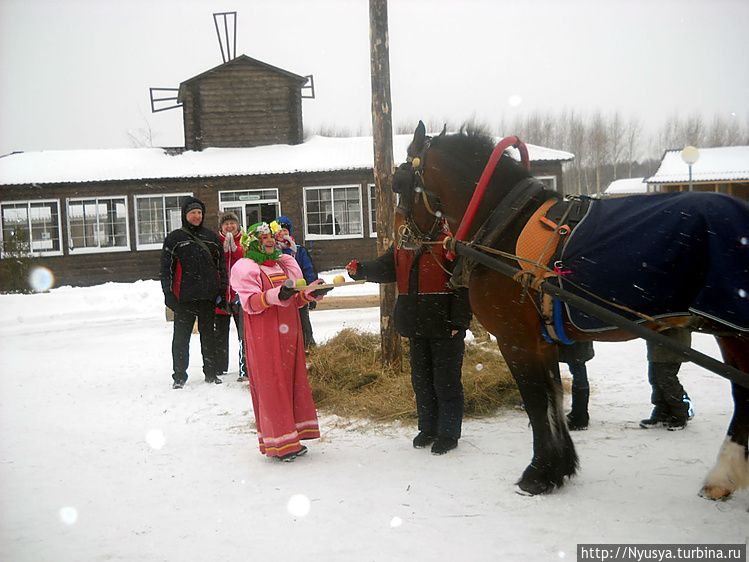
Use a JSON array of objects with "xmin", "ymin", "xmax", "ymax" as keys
[{"xmin": 392, "ymin": 120, "xmax": 749, "ymax": 499}]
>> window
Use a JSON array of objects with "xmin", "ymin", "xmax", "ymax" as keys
[
  {"xmin": 367, "ymin": 183, "xmax": 377, "ymax": 238},
  {"xmin": 536, "ymin": 176, "xmax": 558, "ymax": 191},
  {"xmin": 135, "ymin": 194, "xmax": 191, "ymax": 250},
  {"xmin": 304, "ymin": 185, "xmax": 363, "ymax": 240},
  {"xmin": 219, "ymin": 189, "xmax": 280, "ymax": 230},
  {"xmin": 1, "ymin": 200, "xmax": 63, "ymax": 257},
  {"xmin": 67, "ymin": 196, "xmax": 130, "ymax": 254}
]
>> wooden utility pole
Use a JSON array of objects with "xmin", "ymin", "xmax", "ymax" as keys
[{"xmin": 369, "ymin": 0, "xmax": 402, "ymax": 367}]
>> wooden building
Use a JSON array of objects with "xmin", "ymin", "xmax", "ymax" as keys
[
  {"xmin": 646, "ymin": 146, "xmax": 749, "ymax": 201},
  {"xmin": 0, "ymin": 55, "xmax": 572, "ymax": 289},
  {"xmin": 179, "ymin": 55, "xmax": 307, "ymax": 151}
]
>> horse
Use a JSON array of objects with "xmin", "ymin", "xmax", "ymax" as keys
[{"xmin": 393, "ymin": 121, "xmax": 749, "ymax": 499}]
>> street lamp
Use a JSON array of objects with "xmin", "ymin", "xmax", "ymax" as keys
[{"xmin": 681, "ymin": 146, "xmax": 700, "ymax": 191}]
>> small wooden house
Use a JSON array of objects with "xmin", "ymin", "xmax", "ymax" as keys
[
  {"xmin": 179, "ymin": 55, "xmax": 307, "ymax": 150},
  {"xmin": 0, "ymin": 55, "xmax": 572, "ymax": 289},
  {"xmin": 646, "ymin": 146, "xmax": 749, "ymax": 201}
]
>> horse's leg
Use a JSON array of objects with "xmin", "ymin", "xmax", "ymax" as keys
[
  {"xmin": 700, "ymin": 335, "xmax": 749, "ymax": 500},
  {"xmin": 504, "ymin": 339, "xmax": 578, "ymax": 494},
  {"xmin": 470, "ymin": 271, "xmax": 577, "ymax": 494}
]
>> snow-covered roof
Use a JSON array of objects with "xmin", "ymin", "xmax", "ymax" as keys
[
  {"xmin": 646, "ymin": 146, "xmax": 749, "ymax": 184},
  {"xmin": 0, "ymin": 134, "xmax": 574, "ymax": 186},
  {"xmin": 603, "ymin": 177, "xmax": 647, "ymax": 195}
]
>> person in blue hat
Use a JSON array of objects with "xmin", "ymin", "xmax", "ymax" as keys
[{"xmin": 275, "ymin": 216, "xmax": 318, "ymax": 349}]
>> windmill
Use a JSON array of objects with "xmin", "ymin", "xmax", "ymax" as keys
[{"xmin": 149, "ymin": 12, "xmax": 314, "ymax": 114}]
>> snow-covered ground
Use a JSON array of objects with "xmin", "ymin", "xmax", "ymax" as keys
[{"xmin": 1, "ymin": 272, "xmax": 747, "ymax": 561}]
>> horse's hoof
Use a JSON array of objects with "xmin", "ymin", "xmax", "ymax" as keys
[
  {"xmin": 699, "ymin": 486, "xmax": 732, "ymax": 501},
  {"xmin": 516, "ymin": 478, "xmax": 554, "ymax": 496}
]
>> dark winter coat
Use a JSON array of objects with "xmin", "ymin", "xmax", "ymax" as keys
[
  {"xmin": 351, "ymin": 241, "xmax": 471, "ymax": 339},
  {"xmin": 558, "ymin": 341, "xmax": 594, "ymax": 364},
  {"xmin": 160, "ymin": 197, "xmax": 228, "ymax": 305}
]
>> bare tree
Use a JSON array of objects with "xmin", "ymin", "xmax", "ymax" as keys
[
  {"xmin": 624, "ymin": 116, "xmax": 642, "ymax": 177},
  {"xmin": 565, "ymin": 110, "xmax": 587, "ymax": 195},
  {"xmin": 608, "ymin": 111, "xmax": 625, "ymax": 180},
  {"xmin": 684, "ymin": 112, "xmax": 705, "ymax": 146},
  {"xmin": 589, "ymin": 111, "xmax": 608, "ymax": 195}
]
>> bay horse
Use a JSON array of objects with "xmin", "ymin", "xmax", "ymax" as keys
[{"xmin": 394, "ymin": 121, "xmax": 749, "ymax": 499}]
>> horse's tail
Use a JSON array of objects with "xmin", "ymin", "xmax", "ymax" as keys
[{"xmin": 546, "ymin": 371, "xmax": 579, "ymax": 486}]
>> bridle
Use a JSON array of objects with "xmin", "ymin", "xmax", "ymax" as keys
[
  {"xmin": 392, "ymin": 133, "xmax": 531, "ymax": 252},
  {"xmin": 392, "ymin": 136, "xmax": 451, "ymax": 246}
]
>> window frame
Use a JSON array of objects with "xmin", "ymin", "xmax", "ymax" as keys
[
  {"xmin": 218, "ymin": 188, "xmax": 281, "ymax": 231},
  {"xmin": 536, "ymin": 175, "xmax": 558, "ymax": 191},
  {"xmin": 303, "ymin": 184, "xmax": 364, "ymax": 241},
  {"xmin": 1, "ymin": 199, "xmax": 64, "ymax": 257},
  {"xmin": 367, "ymin": 183, "xmax": 378, "ymax": 238},
  {"xmin": 134, "ymin": 192, "xmax": 192, "ymax": 251},
  {"xmin": 66, "ymin": 195, "xmax": 131, "ymax": 255}
]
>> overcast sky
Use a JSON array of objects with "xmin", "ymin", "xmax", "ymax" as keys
[{"xmin": 1, "ymin": 0, "xmax": 747, "ymax": 155}]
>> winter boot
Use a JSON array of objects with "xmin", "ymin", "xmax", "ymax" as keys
[
  {"xmin": 566, "ymin": 387, "xmax": 590, "ymax": 430},
  {"xmin": 640, "ymin": 407, "xmax": 669, "ymax": 428},
  {"xmin": 431, "ymin": 437, "xmax": 458, "ymax": 455},
  {"xmin": 412, "ymin": 432, "xmax": 437, "ymax": 449}
]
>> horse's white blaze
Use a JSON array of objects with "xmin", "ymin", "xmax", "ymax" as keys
[{"xmin": 703, "ymin": 438, "xmax": 749, "ymax": 493}]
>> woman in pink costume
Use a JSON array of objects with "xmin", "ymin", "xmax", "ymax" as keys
[{"xmin": 231, "ymin": 221, "xmax": 330, "ymax": 461}]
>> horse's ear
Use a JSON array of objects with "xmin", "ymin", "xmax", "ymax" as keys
[
  {"xmin": 415, "ymin": 121, "xmax": 426, "ymax": 143},
  {"xmin": 439, "ymin": 124, "xmax": 447, "ymax": 137},
  {"xmin": 410, "ymin": 121, "xmax": 427, "ymax": 156}
]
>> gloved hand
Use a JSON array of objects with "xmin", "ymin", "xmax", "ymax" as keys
[
  {"xmin": 345, "ymin": 259, "xmax": 359, "ymax": 277},
  {"xmin": 278, "ymin": 283, "xmax": 296, "ymax": 301},
  {"xmin": 284, "ymin": 235, "xmax": 297, "ymax": 254},
  {"xmin": 164, "ymin": 292, "xmax": 179, "ymax": 310},
  {"xmin": 223, "ymin": 235, "xmax": 236, "ymax": 252},
  {"xmin": 310, "ymin": 279, "xmax": 333, "ymax": 298}
]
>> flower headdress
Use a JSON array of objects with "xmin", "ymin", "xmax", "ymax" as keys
[{"xmin": 240, "ymin": 221, "xmax": 281, "ymax": 264}]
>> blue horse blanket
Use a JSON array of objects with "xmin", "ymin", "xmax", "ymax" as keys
[{"xmin": 558, "ymin": 192, "xmax": 749, "ymax": 332}]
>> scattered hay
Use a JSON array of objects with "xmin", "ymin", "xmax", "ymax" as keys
[{"xmin": 307, "ymin": 329, "xmax": 520, "ymax": 423}]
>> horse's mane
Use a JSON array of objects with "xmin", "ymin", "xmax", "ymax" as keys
[
  {"xmin": 429, "ymin": 129, "xmax": 496, "ymax": 164},
  {"xmin": 428, "ymin": 128, "xmax": 530, "ymax": 182}
]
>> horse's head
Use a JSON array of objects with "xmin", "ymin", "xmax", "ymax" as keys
[
  {"xmin": 390, "ymin": 121, "xmax": 447, "ymax": 243},
  {"xmin": 393, "ymin": 121, "xmax": 533, "ymax": 243}
]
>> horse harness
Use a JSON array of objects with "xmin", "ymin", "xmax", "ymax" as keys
[{"xmin": 393, "ymin": 136, "xmax": 593, "ymax": 343}]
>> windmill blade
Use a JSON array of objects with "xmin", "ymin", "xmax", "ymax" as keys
[
  {"xmin": 213, "ymin": 11, "xmax": 237, "ymax": 63},
  {"xmin": 301, "ymin": 75, "xmax": 315, "ymax": 99},
  {"xmin": 149, "ymin": 88, "xmax": 181, "ymax": 113}
]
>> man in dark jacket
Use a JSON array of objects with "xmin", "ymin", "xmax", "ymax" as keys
[
  {"xmin": 347, "ymin": 240, "xmax": 472, "ymax": 455},
  {"xmin": 160, "ymin": 197, "xmax": 228, "ymax": 389}
]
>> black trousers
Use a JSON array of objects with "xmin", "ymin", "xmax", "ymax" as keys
[
  {"xmin": 172, "ymin": 300, "xmax": 219, "ymax": 383},
  {"xmin": 649, "ymin": 362, "xmax": 689, "ymax": 420},
  {"xmin": 215, "ymin": 306, "xmax": 246, "ymax": 376},
  {"xmin": 300, "ymin": 304, "xmax": 315, "ymax": 348},
  {"xmin": 409, "ymin": 332, "xmax": 466, "ymax": 440}
]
